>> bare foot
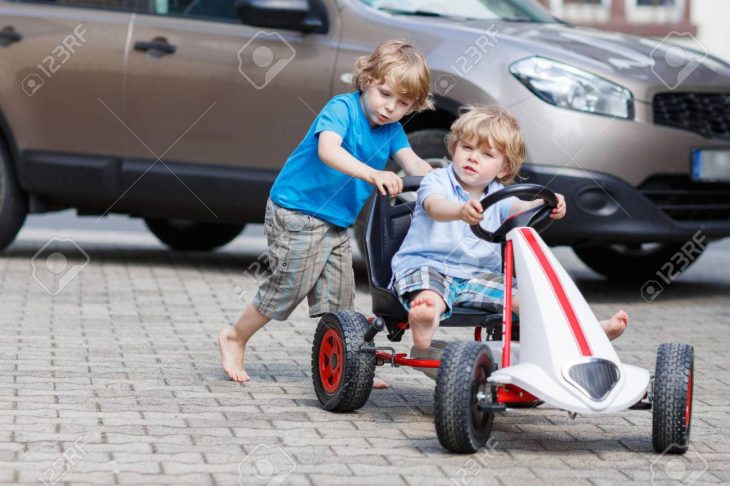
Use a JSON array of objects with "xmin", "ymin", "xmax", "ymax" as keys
[
  {"xmin": 600, "ymin": 310, "xmax": 629, "ymax": 341},
  {"xmin": 218, "ymin": 328, "xmax": 250, "ymax": 382},
  {"xmin": 373, "ymin": 377, "xmax": 389, "ymax": 389},
  {"xmin": 409, "ymin": 297, "xmax": 439, "ymax": 350}
]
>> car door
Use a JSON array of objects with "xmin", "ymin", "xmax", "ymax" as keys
[
  {"xmin": 0, "ymin": 0, "xmax": 137, "ymax": 206},
  {"xmin": 121, "ymin": 0, "xmax": 338, "ymax": 222}
]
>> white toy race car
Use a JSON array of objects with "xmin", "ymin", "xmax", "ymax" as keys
[{"xmin": 312, "ymin": 177, "xmax": 694, "ymax": 454}]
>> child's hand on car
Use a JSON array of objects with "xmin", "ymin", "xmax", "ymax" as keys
[
  {"xmin": 460, "ymin": 199, "xmax": 484, "ymax": 225},
  {"xmin": 369, "ymin": 169, "xmax": 403, "ymax": 196},
  {"xmin": 549, "ymin": 193, "xmax": 566, "ymax": 219}
]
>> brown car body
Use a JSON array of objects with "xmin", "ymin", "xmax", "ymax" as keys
[{"xmin": 1, "ymin": 0, "xmax": 729, "ymax": 279}]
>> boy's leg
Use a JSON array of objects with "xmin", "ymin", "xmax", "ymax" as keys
[
  {"xmin": 409, "ymin": 290, "xmax": 447, "ymax": 351},
  {"xmin": 600, "ymin": 311, "xmax": 629, "ymax": 340},
  {"xmin": 306, "ymin": 226, "xmax": 355, "ymax": 317},
  {"xmin": 218, "ymin": 305, "xmax": 270, "ymax": 382},
  {"xmin": 218, "ymin": 200, "xmax": 330, "ymax": 381}
]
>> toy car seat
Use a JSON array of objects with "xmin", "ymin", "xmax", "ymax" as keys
[{"xmin": 362, "ymin": 176, "xmax": 513, "ymax": 342}]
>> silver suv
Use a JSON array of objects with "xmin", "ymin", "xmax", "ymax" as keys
[{"xmin": 1, "ymin": 0, "xmax": 729, "ymax": 282}]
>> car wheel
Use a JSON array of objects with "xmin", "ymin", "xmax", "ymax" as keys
[
  {"xmin": 0, "ymin": 140, "xmax": 27, "ymax": 251},
  {"xmin": 652, "ymin": 343, "xmax": 694, "ymax": 453},
  {"xmin": 573, "ymin": 242, "xmax": 706, "ymax": 283},
  {"xmin": 311, "ymin": 311, "xmax": 375, "ymax": 412},
  {"xmin": 354, "ymin": 128, "xmax": 449, "ymax": 256},
  {"xmin": 434, "ymin": 341, "xmax": 496, "ymax": 453},
  {"xmin": 144, "ymin": 218, "xmax": 244, "ymax": 251}
]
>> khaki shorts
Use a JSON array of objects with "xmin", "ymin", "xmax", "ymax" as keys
[
  {"xmin": 394, "ymin": 266, "xmax": 516, "ymax": 320},
  {"xmin": 252, "ymin": 199, "xmax": 355, "ymax": 320}
]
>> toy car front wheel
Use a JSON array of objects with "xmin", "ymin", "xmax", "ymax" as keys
[
  {"xmin": 311, "ymin": 311, "xmax": 375, "ymax": 412},
  {"xmin": 435, "ymin": 341, "xmax": 496, "ymax": 453},
  {"xmin": 652, "ymin": 343, "xmax": 694, "ymax": 453}
]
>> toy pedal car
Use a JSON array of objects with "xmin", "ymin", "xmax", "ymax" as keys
[{"xmin": 311, "ymin": 177, "xmax": 694, "ymax": 454}]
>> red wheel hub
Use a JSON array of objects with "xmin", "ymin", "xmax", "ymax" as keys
[
  {"xmin": 685, "ymin": 371, "xmax": 693, "ymax": 428},
  {"xmin": 319, "ymin": 329, "xmax": 344, "ymax": 394}
]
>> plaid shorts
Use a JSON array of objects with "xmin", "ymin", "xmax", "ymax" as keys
[
  {"xmin": 252, "ymin": 199, "xmax": 355, "ymax": 321},
  {"xmin": 393, "ymin": 266, "xmax": 516, "ymax": 320}
]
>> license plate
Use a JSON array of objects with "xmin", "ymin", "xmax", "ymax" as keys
[{"xmin": 692, "ymin": 149, "xmax": 730, "ymax": 182}]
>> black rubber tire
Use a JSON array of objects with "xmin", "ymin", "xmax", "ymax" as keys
[
  {"xmin": 311, "ymin": 311, "xmax": 375, "ymax": 412},
  {"xmin": 652, "ymin": 343, "xmax": 694, "ymax": 454},
  {"xmin": 0, "ymin": 139, "xmax": 27, "ymax": 251},
  {"xmin": 406, "ymin": 128, "xmax": 450, "ymax": 161},
  {"xmin": 144, "ymin": 218, "xmax": 244, "ymax": 251},
  {"xmin": 434, "ymin": 341, "xmax": 496, "ymax": 453},
  {"xmin": 573, "ymin": 243, "xmax": 705, "ymax": 283},
  {"xmin": 354, "ymin": 128, "xmax": 450, "ymax": 256}
]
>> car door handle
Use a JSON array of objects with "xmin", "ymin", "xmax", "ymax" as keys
[
  {"xmin": 0, "ymin": 28, "xmax": 22, "ymax": 46},
  {"xmin": 134, "ymin": 40, "xmax": 176, "ymax": 55}
]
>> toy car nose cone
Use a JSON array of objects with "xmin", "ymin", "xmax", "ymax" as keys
[{"xmin": 564, "ymin": 358, "xmax": 621, "ymax": 401}]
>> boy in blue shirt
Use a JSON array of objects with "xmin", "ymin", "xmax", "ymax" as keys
[
  {"xmin": 392, "ymin": 106, "xmax": 629, "ymax": 350},
  {"xmin": 219, "ymin": 40, "xmax": 435, "ymax": 382}
]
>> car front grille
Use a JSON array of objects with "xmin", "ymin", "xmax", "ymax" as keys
[
  {"xmin": 653, "ymin": 92, "xmax": 730, "ymax": 140},
  {"xmin": 639, "ymin": 175, "xmax": 730, "ymax": 221}
]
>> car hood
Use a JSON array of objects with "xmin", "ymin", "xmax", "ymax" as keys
[{"xmin": 460, "ymin": 20, "xmax": 730, "ymax": 100}]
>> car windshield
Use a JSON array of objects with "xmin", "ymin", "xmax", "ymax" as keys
[{"xmin": 360, "ymin": 0, "xmax": 558, "ymax": 22}]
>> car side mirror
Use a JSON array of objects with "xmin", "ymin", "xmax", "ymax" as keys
[{"xmin": 234, "ymin": 0, "xmax": 328, "ymax": 34}]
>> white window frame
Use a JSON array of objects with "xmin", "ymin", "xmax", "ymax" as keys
[
  {"xmin": 625, "ymin": 0, "xmax": 686, "ymax": 23},
  {"xmin": 549, "ymin": 0, "xmax": 611, "ymax": 23}
]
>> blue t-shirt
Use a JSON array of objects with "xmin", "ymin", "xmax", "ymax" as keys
[
  {"xmin": 391, "ymin": 166, "xmax": 518, "ymax": 281},
  {"xmin": 270, "ymin": 91, "xmax": 410, "ymax": 228}
]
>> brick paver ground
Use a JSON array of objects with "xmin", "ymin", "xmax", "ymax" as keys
[{"xmin": 1, "ymin": 226, "xmax": 728, "ymax": 485}]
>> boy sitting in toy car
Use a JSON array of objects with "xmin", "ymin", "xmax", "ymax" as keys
[{"xmin": 391, "ymin": 105, "xmax": 628, "ymax": 350}]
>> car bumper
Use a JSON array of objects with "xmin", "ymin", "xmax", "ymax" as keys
[{"xmin": 522, "ymin": 164, "xmax": 730, "ymax": 245}]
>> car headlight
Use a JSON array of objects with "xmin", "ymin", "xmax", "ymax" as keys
[{"xmin": 510, "ymin": 57, "xmax": 634, "ymax": 119}]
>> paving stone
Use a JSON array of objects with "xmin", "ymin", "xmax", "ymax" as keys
[{"xmin": 1, "ymin": 229, "xmax": 728, "ymax": 483}]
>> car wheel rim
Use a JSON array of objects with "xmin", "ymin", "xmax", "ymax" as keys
[
  {"xmin": 685, "ymin": 370, "xmax": 693, "ymax": 429},
  {"xmin": 470, "ymin": 358, "xmax": 491, "ymax": 435},
  {"xmin": 319, "ymin": 328, "xmax": 344, "ymax": 394}
]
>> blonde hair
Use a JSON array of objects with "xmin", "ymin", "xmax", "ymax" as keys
[
  {"xmin": 352, "ymin": 40, "xmax": 434, "ymax": 113},
  {"xmin": 447, "ymin": 106, "xmax": 525, "ymax": 184}
]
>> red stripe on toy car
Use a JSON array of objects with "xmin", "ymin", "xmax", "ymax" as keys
[{"xmin": 520, "ymin": 228, "xmax": 593, "ymax": 356}]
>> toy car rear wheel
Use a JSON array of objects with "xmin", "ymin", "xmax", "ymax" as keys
[
  {"xmin": 652, "ymin": 343, "xmax": 694, "ymax": 453},
  {"xmin": 435, "ymin": 341, "xmax": 496, "ymax": 453},
  {"xmin": 311, "ymin": 311, "xmax": 375, "ymax": 412}
]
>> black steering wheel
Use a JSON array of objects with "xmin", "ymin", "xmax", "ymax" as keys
[{"xmin": 470, "ymin": 183, "xmax": 558, "ymax": 243}]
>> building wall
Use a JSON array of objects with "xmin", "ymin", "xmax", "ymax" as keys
[
  {"xmin": 691, "ymin": 0, "xmax": 730, "ymax": 62},
  {"xmin": 538, "ymin": 0, "xmax": 729, "ymax": 63}
]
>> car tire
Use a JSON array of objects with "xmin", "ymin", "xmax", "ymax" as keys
[
  {"xmin": 573, "ymin": 242, "xmax": 705, "ymax": 283},
  {"xmin": 434, "ymin": 341, "xmax": 496, "ymax": 453},
  {"xmin": 354, "ymin": 128, "xmax": 449, "ymax": 256},
  {"xmin": 652, "ymin": 343, "xmax": 694, "ymax": 453},
  {"xmin": 311, "ymin": 311, "xmax": 375, "ymax": 412},
  {"xmin": 0, "ymin": 140, "xmax": 27, "ymax": 252},
  {"xmin": 144, "ymin": 218, "xmax": 244, "ymax": 251}
]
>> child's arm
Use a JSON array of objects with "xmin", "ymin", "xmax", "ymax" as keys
[
  {"xmin": 423, "ymin": 195, "xmax": 484, "ymax": 224},
  {"xmin": 391, "ymin": 148, "xmax": 433, "ymax": 176},
  {"xmin": 318, "ymin": 131, "xmax": 402, "ymax": 196},
  {"xmin": 509, "ymin": 193, "xmax": 567, "ymax": 219}
]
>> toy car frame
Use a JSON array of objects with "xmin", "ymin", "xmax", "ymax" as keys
[{"xmin": 312, "ymin": 177, "xmax": 694, "ymax": 454}]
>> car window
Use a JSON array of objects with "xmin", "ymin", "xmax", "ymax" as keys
[
  {"xmin": 150, "ymin": 0, "xmax": 238, "ymax": 22},
  {"xmin": 11, "ymin": 0, "xmax": 148, "ymax": 13},
  {"xmin": 360, "ymin": 0, "xmax": 557, "ymax": 22}
]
